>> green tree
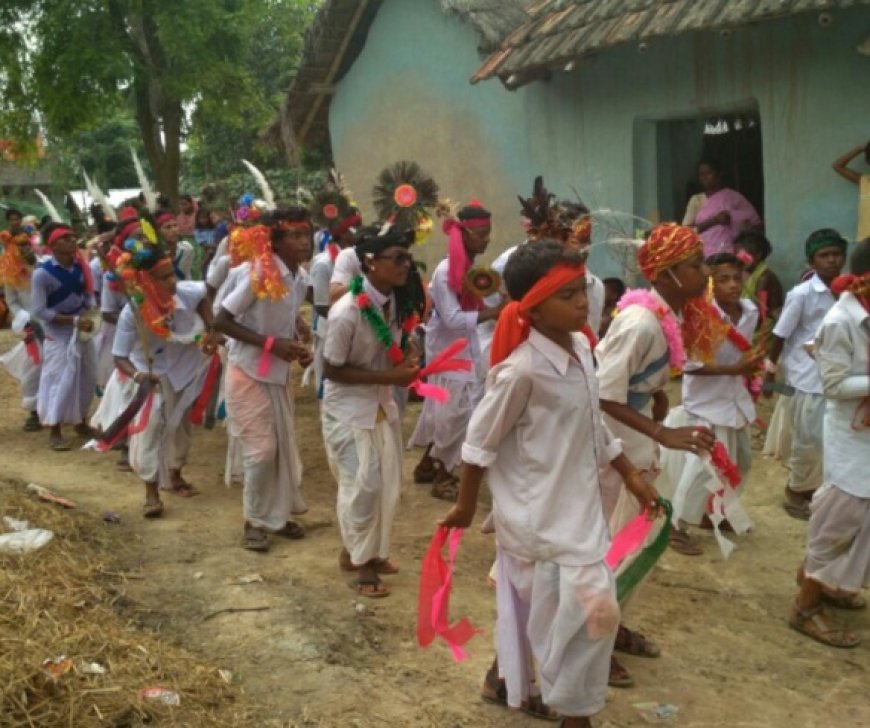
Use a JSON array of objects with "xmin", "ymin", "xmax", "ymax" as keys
[{"xmin": 0, "ymin": 0, "xmax": 318, "ymax": 205}]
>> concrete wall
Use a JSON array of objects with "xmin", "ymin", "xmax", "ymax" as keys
[{"xmin": 329, "ymin": 0, "xmax": 870, "ymax": 284}]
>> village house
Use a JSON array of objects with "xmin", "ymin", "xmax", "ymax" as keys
[{"xmin": 272, "ymin": 0, "xmax": 870, "ymax": 282}]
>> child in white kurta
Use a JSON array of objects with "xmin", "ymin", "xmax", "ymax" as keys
[
  {"xmin": 767, "ymin": 229, "xmax": 847, "ymax": 519},
  {"xmin": 31, "ymin": 223, "xmax": 98, "ymax": 450},
  {"xmin": 322, "ymin": 227, "xmax": 421, "ymax": 598},
  {"xmin": 441, "ymin": 241, "xmax": 658, "ymax": 725},
  {"xmin": 1, "ymin": 272, "xmax": 42, "ymax": 430},
  {"xmin": 215, "ymin": 213, "xmax": 312, "ymax": 551},
  {"xmin": 789, "ymin": 242, "xmax": 870, "ymax": 648},
  {"xmin": 660, "ymin": 253, "xmax": 760, "ymax": 555}
]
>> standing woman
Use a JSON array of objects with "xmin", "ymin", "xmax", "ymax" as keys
[{"xmin": 684, "ymin": 158, "xmax": 761, "ymax": 257}]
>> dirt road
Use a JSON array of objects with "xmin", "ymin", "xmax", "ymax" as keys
[{"xmin": 0, "ymin": 329, "xmax": 867, "ymax": 727}]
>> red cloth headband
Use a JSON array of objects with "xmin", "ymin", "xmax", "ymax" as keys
[
  {"xmin": 46, "ymin": 226, "xmax": 74, "ymax": 247},
  {"xmin": 490, "ymin": 263, "xmax": 586, "ymax": 366},
  {"xmin": 154, "ymin": 212, "xmax": 175, "ymax": 227},
  {"xmin": 638, "ymin": 223, "xmax": 702, "ymax": 281},
  {"xmin": 275, "ymin": 220, "xmax": 311, "ymax": 232}
]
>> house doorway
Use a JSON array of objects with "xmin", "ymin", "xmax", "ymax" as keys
[{"xmin": 656, "ymin": 108, "xmax": 764, "ymax": 225}]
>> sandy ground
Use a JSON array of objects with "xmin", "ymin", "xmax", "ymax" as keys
[{"xmin": 0, "ymin": 328, "xmax": 868, "ymax": 727}]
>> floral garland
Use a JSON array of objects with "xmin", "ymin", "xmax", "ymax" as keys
[
  {"xmin": 349, "ymin": 274, "xmax": 418, "ymax": 365},
  {"xmin": 616, "ymin": 289, "xmax": 686, "ymax": 373},
  {"xmin": 0, "ymin": 232, "xmax": 33, "ymax": 289}
]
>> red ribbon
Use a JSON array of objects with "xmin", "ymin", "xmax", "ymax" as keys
[
  {"xmin": 23, "ymin": 325, "xmax": 41, "ymax": 365},
  {"xmin": 189, "ymin": 353, "xmax": 222, "ymax": 425},
  {"xmin": 408, "ymin": 339, "xmax": 472, "ymax": 402},
  {"xmin": 257, "ymin": 336, "xmax": 275, "ymax": 378},
  {"xmin": 417, "ymin": 526, "xmax": 478, "ymax": 662}
]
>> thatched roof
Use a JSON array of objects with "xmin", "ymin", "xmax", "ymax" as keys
[
  {"xmin": 472, "ymin": 0, "xmax": 870, "ymax": 88},
  {"xmin": 266, "ymin": 0, "xmax": 533, "ymax": 160}
]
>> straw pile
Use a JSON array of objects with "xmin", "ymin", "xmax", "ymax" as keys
[{"xmin": 0, "ymin": 480, "xmax": 254, "ymax": 727}]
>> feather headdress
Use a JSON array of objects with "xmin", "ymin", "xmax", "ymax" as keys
[
  {"xmin": 372, "ymin": 161, "xmax": 440, "ymax": 243},
  {"xmin": 130, "ymin": 148, "xmax": 157, "ymax": 212},
  {"xmin": 33, "ymin": 189, "xmax": 62, "ymax": 223},
  {"xmin": 83, "ymin": 170, "xmax": 117, "ymax": 222},
  {"xmin": 241, "ymin": 160, "xmax": 276, "ymax": 212},
  {"xmin": 311, "ymin": 172, "xmax": 360, "ymax": 235}
]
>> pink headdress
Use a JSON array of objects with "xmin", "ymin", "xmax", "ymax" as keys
[{"xmin": 444, "ymin": 200, "xmax": 491, "ymax": 312}]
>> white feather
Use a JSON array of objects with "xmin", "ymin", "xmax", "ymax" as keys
[
  {"xmin": 130, "ymin": 147, "xmax": 157, "ymax": 211},
  {"xmin": 82, "ymin": 171, "xmax": 117, "ymax": 222},
  {"xmin": 33, "ymin": 189, "xmax": 62, "ymax": 223},
  {"xmin": 242, "ymin": 159, "xmax": 276, "ymax": 211}
]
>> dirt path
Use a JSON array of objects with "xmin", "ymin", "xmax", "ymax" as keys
[{"xmin": 0, "ymin": 329, "xmax": 868, "ymax": 727}]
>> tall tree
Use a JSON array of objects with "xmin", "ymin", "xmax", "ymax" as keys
[{"xmin": 0, "ymin": 0, "xmax": 286, "ymax": 204}]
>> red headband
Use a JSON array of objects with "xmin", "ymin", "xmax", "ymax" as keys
[
  {"xmin": 46, "ymin": 226, "xmax": 75, "ymax": 247},
  {"xmin": 114, "ymin": 219, "xmax": 141, "ymax": 248},
  {"xmin": 490, "ymin": 263, "xmax": 586, "ymax": 366},
  {"xmin": 155, "ymin": 212, "xmax": 175, "ymax": 227},
  {"xmin": 330, "ymin": 211, "xmax": 362, "ymax": 237},
  {"xmin": 275, "ymin": 220, "xmax": 311, "ymax": 232},
  {"xmin": 638, "ymin": 223, "xmax": 702, "ymax": 281}
]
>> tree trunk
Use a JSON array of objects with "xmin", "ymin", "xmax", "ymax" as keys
[{"xmin": 132, "ymin": 77, "xmax": 181, "ymax": 208}]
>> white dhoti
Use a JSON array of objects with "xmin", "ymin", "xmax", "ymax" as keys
[
  {"xmin": 90, "ymin": 368, "xmax": 136, "ymax": 431},
  {"xmin": 93, "ymin": 322, "xmax": 116, "ymax": 389},
  {"xmin": 36, "ymin": 336, "xmax": 96, "ymax": 426},
  {"xmin": 128, "ymin": 376, "xmax": 197, "ymax": 488},
  {"xmin": 0, "ymin": 340, "xmax": 42, "ymax": 410},
  {"xmin": 322, "ymin": 411, "xmax": 402, "ymax": 566},
  {"xmin": 495, "ymin": 549, "xmax": 618, "ymax": 717},
  {"xmin": 762, "ymin": 394, "xmax": 793, "ymax": 461},
  {"xmin": 226, "ymin": 364, "xmax": 305, "ymax": 530},
  {"xmin": 659, "ymin": 407, "xmax": 753, "ymax": 556},
  {"xmin": 788, "ymin": 391, "xmax": 824, "ymax": 493},
  {"xmin": 409, "ymin": 376, "xmax": 482, "ymax": 471},
  {"xmin": 805, "ymin": 485, "xmax": 870, "ymax": 594}
]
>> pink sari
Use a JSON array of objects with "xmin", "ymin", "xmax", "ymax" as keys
[{"xmin": 695, "ymin": 188, "xmax": 761, "ymax": 257}]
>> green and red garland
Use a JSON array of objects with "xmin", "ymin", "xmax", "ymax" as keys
[{"xmin": 350, "ymin": 275, "xmax": 418, "ymax": 365}]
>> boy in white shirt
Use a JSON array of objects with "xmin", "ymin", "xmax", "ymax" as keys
[
  {"xmin": 661, "ymin": 252, "xmax": 762, "ymax": 554},
  {"xmin": 765, "ymin": 229, "xmax": 847, "ymax": 519},
  {"xmin": 113, "ymin": 247, "xmax": 218, "ymax": 517},
  {"xmin": 442, "ymin": 240, "xmax": 659, "ymax": 727},
  {"xmin": 789, "ymin": 240, "xmax": 870, "ymax": 647},
  {"xmin": 322, "ymin": 226, "xmax": 423, "ymax": 598},
  {"xmin": 408, "ymin": 202, "xmax": 504, "ymax": 498},
  {"xmin": 215, "ymin": 208, "xmax": 314, "ymax": 551}
]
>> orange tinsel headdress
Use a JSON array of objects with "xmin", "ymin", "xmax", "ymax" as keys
[
  {"xmin": 638, "ymin": 223, "xmax": 703, "ymax": 282},
  {"xmin": 246, "ymin": 224, "xmax": 287, "ymax": 301},
  {"xmin": 117, "ymin": 244, "xmax": 176, "ymax": 338},
  {"xmin": 0, "ymin": 230, "xmax": 33, "ymax": 289}
]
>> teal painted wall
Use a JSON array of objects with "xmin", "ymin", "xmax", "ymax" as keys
[{"xmin": 329, "ymin": 0, "xmax": 870, "ymax": 284}]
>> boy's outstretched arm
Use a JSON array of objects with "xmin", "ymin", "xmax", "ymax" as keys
[{"xmin": 440, "ymin": 463, "xmax": 486, "ymax": 528}]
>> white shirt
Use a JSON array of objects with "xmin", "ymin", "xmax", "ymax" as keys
[
  {"xmin": 323, "ymin": 277, "xmax": 401, "ymax": 429},
  {"xmin": 462, "ymin": 328, "xmax": 622, "ymax": 566},
  {"xmin": 773, "ymin": 273, "xmax": 835, "ymax": 394},
  {"xmin": 171, "ymin": 240, "xmax": 196, "ymax": 281},
  {"xmin": 112, "ymin": 281, "xmax": 207, "ymax": 391},
  {"xmin": 221, "ymin": 256, "xmax": 309, "ymax": 385},
  {"xmin": 206, "ymin": 254, "xmax": 231, "ymax": 292},
  {"xmin": 426, "ymin": 258, "xmax": 482, "ymax": 382},
  {"xmin": 815, "ymin": 292, "xmax": 870, "ymax": 498},
  {"xmin": 310, "ymin": 250, "xmax": 334, "ymax": 308},
  {"xmin": 212, "ymin": 263, "xmax": 245, "ymax": 317},
  {"xmin": 682, "ymin": 299, "xmax": 758, "ymax": 428},
  {"xmin": 89, "ymin": 258, "xmax": 104, "ymax": 298},
  {"xmin": 330, "ymin": 246, "xmax": 361, "ymax": 287}
]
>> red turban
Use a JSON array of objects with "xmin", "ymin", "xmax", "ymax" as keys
[{"xmin": 638, "ymin": 223, "xmax": 702, "ymax": 282}]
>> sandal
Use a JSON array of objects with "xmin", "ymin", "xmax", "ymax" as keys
[
  {"xmin": 782, "ymin": 487, "xmax": 811, "ymax": 521},
  {"xmin": 242, "ymin": 525, "xmax": 270, "ymax": 552},
  {"xmin": 430, "ymin": 476, "xmax": 459, "ymax": 502},
  {"xmin": 50, "ymin": 438, "xmax": 71, "ymax": 452},
  {"xmin": 615, "ymin": 624, "xmax": 661, "ymax": 657},
  {"xmin": 339, "ymin": 552, "xmax": 399, "ymax": 574},
  {"xmin": 788, "ymin": 603, "xmax": 861, "ymax": 648},
  {"xmin": 413, "ymin": 462, "xmax": 437, "ymax": 485},
  {"xmin": 23, "ymin": 413, "xmax": 41, "ymax": 432},
  {"xmin": 822, "ymin": 592, "xmax": 867, "ymax": 611},
  {"xmin": 521, "ymin": 695, "xmax": 561, "ymax": 722},
  {"xmin": 352, "ymin": 579, "xmax": 391, "ymax": 599},
  {"xmin": 668, "ymin": 527, "xmax": 703, "ymax": 556},
  {"xmin": 608, "ymin": 655, "xmax": 634, "ymax": 688},
  {"xmin": 274, "ymin": 521, "xmax": 306, "ymax": 540},
  {"xmin": 168, "ymin": 482, "xmax": 200, "ymax": 497},
  {"xmin": 142, "ymin": 500, "xmax": 164, "ymax": 519}
]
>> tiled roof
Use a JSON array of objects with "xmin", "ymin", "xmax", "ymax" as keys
[{"xmin": 472, "ymin": 0, "xmax": 870, "ymax": 87}]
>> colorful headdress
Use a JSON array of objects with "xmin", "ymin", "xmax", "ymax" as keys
[
  {"xmin": 234, "ymin": 193, "xmax": 267, "ymax": 224},
  {"xmin": 115, "ymin": 226, "xmax": 176, "ymax": 338},
  {"xmin": 311, "ymin": 179, "xmax": 361, "ymax": 239},
  {"xmin": 637, "ymin": 223, "xmax": 703, "ymax": 282},
  {"xmin": 517, "ymin": 176, "xmax": 578, "ymax": 243},
  {"xmin": 372, "ymin": 161, "xmax": 440, "ymax": 244},
  {"xmin": 246, "ymin": 220, "xmax": 298, "ymax": 301},
  {"xmin": 0, "ymin": 229, "xmax": 34, "ymax": 289},
  {"xmin": 444, "ymin": 200, "xmax": 491, "ymax": 312}
]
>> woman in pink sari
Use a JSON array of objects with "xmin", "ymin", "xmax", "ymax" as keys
[{"xmin": 685, "ymin": 159, "xmax": 762, "ymax": 257}]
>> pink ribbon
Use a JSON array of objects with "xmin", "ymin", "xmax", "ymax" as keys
[
  {"xmin": 23, "ymin": 326, "xmax": 41, "ymax": 365},
  {"xmin": 417, "ymin": 526, "xmax": 478, "ymax": 662},
  {"xmin": 256, "ymin": 336, "xmax": 275, "ymax": 378},
  {"xmin": 605, "ymin": 510, "xmax": 656, "ymax": 570},
  {"xmin": 408, "ymin": 339, "xmax": 472, "ymax": 403}
]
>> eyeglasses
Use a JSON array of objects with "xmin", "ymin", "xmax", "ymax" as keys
[{"xmin": 376, "ymin": 251, "xmax": 413, "ymax": 266}]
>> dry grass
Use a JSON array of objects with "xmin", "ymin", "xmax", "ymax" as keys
[{"xmin": 0, "ymin": 480, "xmax": 255, "ymax": 727}]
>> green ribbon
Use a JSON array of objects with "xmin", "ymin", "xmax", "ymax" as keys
[{"xmin": 615, "ymin": 498, "xmax": 673, "ymax": 603}]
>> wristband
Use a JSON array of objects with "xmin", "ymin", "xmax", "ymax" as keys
[
  {"xmin": 257, "ymin": 336, "xmax": 275, "ymax": 378},
  {"xmin": 763, "ymin": 358, "xmax": 777, "ymax": 374}
]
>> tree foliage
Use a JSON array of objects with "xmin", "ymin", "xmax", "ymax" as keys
[{"xmin": 0, "ymin": 0, "xmax": 321, "ymax": 204}]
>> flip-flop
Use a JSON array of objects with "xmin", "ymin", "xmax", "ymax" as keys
[
  {"xmin": 340, "ymin": 555, "xmax": 399, "ymax": 574},
  {"xmin": 50, "ymin": 438, "xmax": 72, "ymax": 452},
  {"xmin": 668, "ymin": 528, "xmax": 703, "ymax": 556},
  {"xmin": 168, "ymin": 483, "xmax": 200, "ymax": 497},
  {"xmin": 274, "ymin": 521, "xmax": 305, "ymax": 540},
  {"xmin": 352, "ymin": 580, "xmax": 391, "ymax": 598},
  {"xmin": 142, "ymin": 501, "xmax": 164, "ymax": 519},
  {"xmin": 782, "ymin": 499, "xmax": 810, "ymax": 521},
  {"xmin": 242, "ymin": 526, "xmax": 269, "ymax": 551},
  {"xmin": 608, "ymin": 656, "xmax": 635, "ymax": 688},
  {"xmin": 615, "ymin": 624, "xmax": 661, "ymax": 657},
  {"xmin": 430, "ymin": 476, "xmax": 459, "ymax": 502}
]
